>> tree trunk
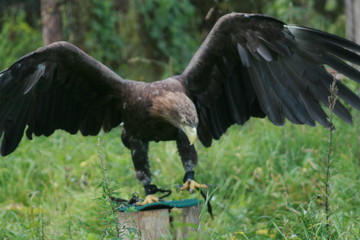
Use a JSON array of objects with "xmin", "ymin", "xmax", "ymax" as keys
[
  {"xmin": 41, "ymin": 0, "xmax": 62, "ymax": 45},
  {"xmin": 345, "ymin": 0, "xmax": 360, "ymax": 44}
]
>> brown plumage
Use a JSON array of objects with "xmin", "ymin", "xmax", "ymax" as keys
[{"xmin": 1, "ymin": 13, "xmax": 360, "ymax": 200}]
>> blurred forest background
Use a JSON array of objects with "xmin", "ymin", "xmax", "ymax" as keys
[
  {"xmin": 0, "ymin": 0, "xmax": 359, "ymax": 239},
  {"xmin": 1, "ymin": 0, "xmax": 358, "ymax": 80}
]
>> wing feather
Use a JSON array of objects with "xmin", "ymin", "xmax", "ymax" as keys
[
  {"xmin": 180, "ymin": 13, "xmax": 360, "ymax": 147},
  {"xmin": 0, "ymin": 41, "xmax": 125, "ymax": 156},
  {"xmin": 247, "ymin": 57, "xmax": 285, "ymax": 125}
]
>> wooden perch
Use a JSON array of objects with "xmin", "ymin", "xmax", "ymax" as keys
[{"xmin": 118, "ymin": 203, "xmax": 200, "ymax": 240}]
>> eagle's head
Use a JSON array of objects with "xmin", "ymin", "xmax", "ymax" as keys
[{"xmin": 150, "ymin": 91, "xmax": 198, "ymax": 144}]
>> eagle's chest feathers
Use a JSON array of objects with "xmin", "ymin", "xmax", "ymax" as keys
[{"xmin": 122, "ymin": 90, "xmax": 186, "ymax": 141}]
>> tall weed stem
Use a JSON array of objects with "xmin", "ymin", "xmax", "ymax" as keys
[{"xmin": 325, "ymin": 78, "xmax": 338, "ymax": 236}]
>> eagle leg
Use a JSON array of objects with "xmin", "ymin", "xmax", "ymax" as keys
[
  {"xmin": 179, "ymin": 171, "xmax": 208, "ymax": 193},
  {"xmin": 137, "ymin": 184, "xmax": 160, "ymax": 205},
  {"xmin": 176, "ymin": 133, "xmax": 207, "ymax": 193},
  {"xmin": 136, "ymin": 194, "xmax": 159, "ymax": 206},
  {"xmin": 121, "ymin": 130, "xmax": 161, "ymax": 204},
  {"xmin": 136, "ymin": 183, "xmax": 172, "ymax": 205}
]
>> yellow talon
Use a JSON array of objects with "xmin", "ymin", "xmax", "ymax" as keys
[
  {"xmin": 180, "ymin": 180, "xmax": 208, "ymax": 193},
  {"xmin": 136, "ymin": 194, "xmax": 159, "ymax": 206}
]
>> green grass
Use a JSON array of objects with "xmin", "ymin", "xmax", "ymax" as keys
[{"xmin": 0, "ymin": 111, "xmax": 359, "ymax": 239}]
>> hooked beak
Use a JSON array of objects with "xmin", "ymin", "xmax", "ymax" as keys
[{"xmin": 180, "ymin": 125, "xmax": 197, "ymax": 145}]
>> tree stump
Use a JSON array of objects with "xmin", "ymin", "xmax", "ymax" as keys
[
  {"xmin": 118, "ymin": 199, "xmax": 201, "ymax": 240},
  {"xmin": 118, "ymin": 208, "xmax": 171, "ymax": 239},
  {"xmin": 173, "ymin": 205, "xmax": 200, "ymax": 239}
]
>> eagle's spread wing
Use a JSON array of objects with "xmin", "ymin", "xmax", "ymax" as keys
[
  {"xmin": 180, "ymin": 13, "xmax": 360, "ymax": 147},
  {"xmin": 0, "ymin": 41, "xmax": 125, "ymax": 156}
]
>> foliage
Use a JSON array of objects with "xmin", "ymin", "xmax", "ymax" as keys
[
  {"xmin": 84, "ymin": 0, "xmax": 123, "ymax": 70},
  {"xmin": 96, "ymin": 138, "xmax": 122, "ymax": 239},
  {"xmin": 0, "ymin": 0, "xmax": 359, "ymax": 239},
  {"xmin": 135, "ymin": 0, "xmax": 200, "ymax": 74},
  {"xmin": 0, "ymin": 112, "xmax": 358, "ymax": 239},
  {"xmin": 0, "ymin": 112, "xmax": 360, "ymax": 239},
  {"xmin": 0, "ymin": 10, "xmax": 41, "ymax": 70},
  {"xmin": 264, "ymin": 0, "xmax": 345, "ymax": 36},
  {"xmin": 62, "ymin": 0, "xmax": 123, "ymax": 70}
]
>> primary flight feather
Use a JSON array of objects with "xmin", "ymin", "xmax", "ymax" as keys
[{"xmin": 1, "ymin": 13, "xmax": 359, "ymax": 204}]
